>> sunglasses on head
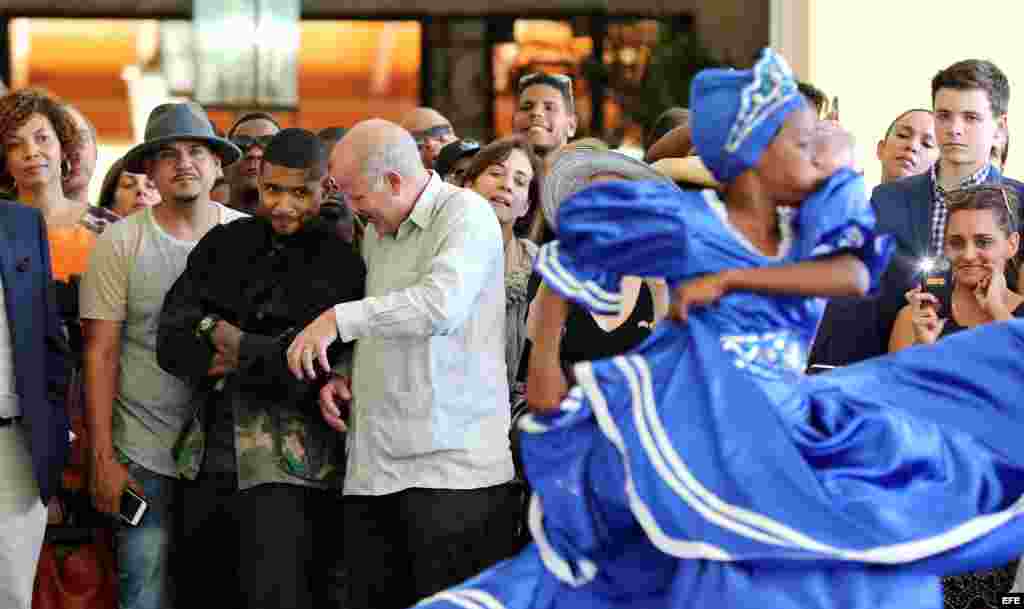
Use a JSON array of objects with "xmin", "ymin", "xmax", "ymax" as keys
[
  {"xmin": 947, "ymin": 185, "xmax": 1017, "ymax": 221},
  {"xmin": 517, "ymin": 72, "xmax": 575, "ymax": 109},
  {"xmin": 410, "ymin": 124, "xmax": 454, "ymax": 145},
  {"xmin": 231, "ymin": 134, "xmax": 274, "ymax": 151}
]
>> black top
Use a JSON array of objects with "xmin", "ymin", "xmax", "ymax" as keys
[
  {"xmin": 157, "ymin": 216, "xmax": 366, "ymax": 478},
  {"xmin": 561, "ymin": 281, "xmax": 655, "ymax": 369},
  {"xmin": 515, "ymin": 275, "xmax": 656, "ymax": 384},
  {"xmin": 939, "ymin": 300, "xmax": 1024, "ymax": 339},
  {"xmin": 808, "ymin": 253, "xmax": 917, "ymax": 368}
]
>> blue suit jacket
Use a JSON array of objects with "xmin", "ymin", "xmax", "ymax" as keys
[
  {"xmin": 0, "ymin": 200, "xmax": 69, "ymax": 503},
  {"xmin": 871, "ymin": 165, "xmax": 1024, "ymax": 260}
]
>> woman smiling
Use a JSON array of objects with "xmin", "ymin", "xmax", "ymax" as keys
[
  {"xmin": 461, "ymin": 136, "xmax": 543, "ymax": 393},
  {"xmin": 890, "ymin": 184, "xmax": 1024, "ymax": 350}
]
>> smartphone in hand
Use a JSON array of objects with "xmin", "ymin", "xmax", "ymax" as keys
[{"xmin": 921, "ymin": 258, "xmax": 953, "ymax": 314}]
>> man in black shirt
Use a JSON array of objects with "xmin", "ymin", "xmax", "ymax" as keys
[{"xmin": 157, "ymin": 128, "xmax": 366, "ymax": 609}]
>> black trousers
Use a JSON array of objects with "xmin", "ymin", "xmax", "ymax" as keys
[
  {"xmin": 177, "ymin": 472, "xmax": 341, "ymax": 609},
  {"xmin": 344, "ymin": 484, "xmax": 520, "ymax": 609}
]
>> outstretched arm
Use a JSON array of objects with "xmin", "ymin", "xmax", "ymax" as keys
[
  {"xmin": 671, "ymin": 254, "xmax": 869, "ymax": 321},
  {"xmin": 726, "ymin": 254, "xmax": 869, "ymax": 297}
]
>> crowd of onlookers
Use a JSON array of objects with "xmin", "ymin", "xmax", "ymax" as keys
[{"xmin": 0, "ymin": 53, "xmax": 1020, "ymax": 609}]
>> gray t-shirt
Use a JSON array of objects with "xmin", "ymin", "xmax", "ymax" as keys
[{"xmin": 80, "ymin": 204, "xmax": 246, "ymax": 477}]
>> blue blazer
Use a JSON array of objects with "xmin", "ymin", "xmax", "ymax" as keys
[
  {"xmin": 0, "ymin": 200, "xmax": 69, "ymax": 503},
  {"xmin": 871, "ymin": 165, "xmax": 1024, "ymax": 260}
]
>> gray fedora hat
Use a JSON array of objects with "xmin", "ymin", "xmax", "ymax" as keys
[
  {"xmin": 123, "ymin": 102, "xmax": 242, "ymax": 173},
  {"xmin": 542, "ymin": 149, "xmax": 678, "ymax": 232}
]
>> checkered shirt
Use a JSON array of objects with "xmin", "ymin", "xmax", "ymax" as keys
[{"xmin": 929, "ymin": 163, "xmax": 991, "ymax": 255}]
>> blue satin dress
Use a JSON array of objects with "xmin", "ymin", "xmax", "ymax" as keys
[{"xmin": 414, "ymin": 170, "xmax": 1024, "ymax": 609}]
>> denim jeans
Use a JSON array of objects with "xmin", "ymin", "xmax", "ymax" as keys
[{"xmin": 115, "ymin": 462, "xmax": 177, "ymax": 609}]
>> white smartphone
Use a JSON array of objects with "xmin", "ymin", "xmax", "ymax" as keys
[{"xmin": 118, "ymin": 488, "xmax": 149, "ymax": 527}]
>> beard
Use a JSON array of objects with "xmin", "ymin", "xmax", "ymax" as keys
[
  {"xmin": 533, "ymin": 143, "xmax": 558, "ymax": 159},
  {"xmin": 172, "ymin": 191, "xmax": 201, "ymax": 206}
]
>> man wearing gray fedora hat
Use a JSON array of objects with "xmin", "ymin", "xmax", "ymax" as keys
[{"xmin": 79, "ymin": 102, "xmax": 246, "ymax": 609}]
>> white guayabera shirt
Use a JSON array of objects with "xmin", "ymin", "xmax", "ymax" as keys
[{"xmin": 335, "ymin": 173, "xmax": 515, "ymax": 495}]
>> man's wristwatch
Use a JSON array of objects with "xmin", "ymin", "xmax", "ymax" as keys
[{"xmin": 195, "ymin": 315, "xmax": 221, "ymax": 346}]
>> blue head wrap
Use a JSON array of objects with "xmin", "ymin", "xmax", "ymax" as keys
[{"xmin": 691, "ymin": 48, "xmax": 807, "ymax": 183}]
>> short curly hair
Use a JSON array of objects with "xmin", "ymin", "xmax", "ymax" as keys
[{"xmin": 0, "ymin": 89, "xmax": 80, "ymax": 192}]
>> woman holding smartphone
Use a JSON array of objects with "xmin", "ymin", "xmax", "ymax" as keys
[{"xmin": 889, "ymin": 184, "xmax": 1024, "ymax": 351}]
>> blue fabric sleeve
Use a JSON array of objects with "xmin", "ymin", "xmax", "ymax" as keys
[
  {"xmin": 794, "ymin": 169, "xmax": 894, "ymax": 295},
  {"xmin": 535, "ymin": 180, "xmax": 694, "ymax": 314}
]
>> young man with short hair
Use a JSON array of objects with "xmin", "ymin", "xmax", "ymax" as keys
[
  {"xmin": 157, "ymin": 128, "xmax": 365, "ymax": 609},
  {"xmin": 513, "ymin": 73, "xmax": 577, "ymax": 160},
  {"xmin": 873, "ymin": 59, "xmax": 1024, "ymax": 260}
]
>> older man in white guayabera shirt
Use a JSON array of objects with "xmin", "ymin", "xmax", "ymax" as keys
[{"xmin": 287, "ymin": 119, "xmax": 517, "ymax": 609}]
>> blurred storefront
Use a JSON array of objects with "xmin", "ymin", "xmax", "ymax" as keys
[{"xmin": 0, "ymin": 1, "xmax": 769, "ymax": 198}]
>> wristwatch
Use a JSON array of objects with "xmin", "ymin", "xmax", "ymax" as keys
[{"xmin": 195, "ymin": 315, "xmax": 221, "ymax": 346}]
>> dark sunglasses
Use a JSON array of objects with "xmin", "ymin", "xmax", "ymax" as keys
[{"xmin": 231, "ymin": 135, "xmax": 274, "ymax": 151}]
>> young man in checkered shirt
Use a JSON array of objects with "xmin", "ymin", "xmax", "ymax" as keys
[{"xmin": 873, "ymin": 59, "xmax": 1024, "ymax": 260}]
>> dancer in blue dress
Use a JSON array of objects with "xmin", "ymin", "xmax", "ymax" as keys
[{"xmin": 413, "ymin": 49, "xmax": 1024, "ymax": 609}]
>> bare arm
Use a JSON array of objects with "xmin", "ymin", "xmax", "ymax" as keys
[
  {"xmin": 725, "ymin": 254, "xmax": 870, "ymax": 298},
  {"xmin": 83, "ymin": 319, "xmax": 122, "ymax": 460},
  {"xmin": 525, "ymin": 281, "xmax": 571, "ymax": 414},
  {"xmin": 888, "ymin": 288, "xmax": 946, "ymax": 351},
  {"xmin": 888, "ymin": 305, "xmax": 917, "ymax": 352},
  {"xmin": 671, "ymin": 255, "xmax": 870, "ymax": 321},
  {"xmin": 645, "ymin": 125, "xmax": 693, "ymax": 163},
  {"xmin": 82, "ymin": 319, "xmax": 136, "ymax": 513}
]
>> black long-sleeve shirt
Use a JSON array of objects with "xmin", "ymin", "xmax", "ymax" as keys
[{"xmin": 157, "ymin": 216, "xmax": 366, "ymax": 488}]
